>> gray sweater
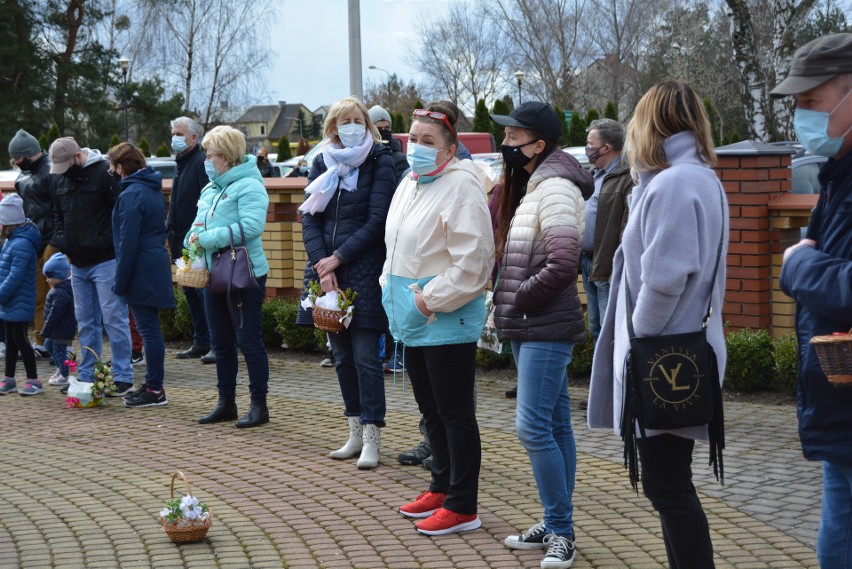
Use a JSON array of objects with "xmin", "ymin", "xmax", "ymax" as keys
[{"xmin": 587, "ymin": 131, "xmax": 729, "ymax": 441}]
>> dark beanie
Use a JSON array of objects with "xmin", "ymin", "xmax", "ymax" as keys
[{"xmin": 8, "ymin": 129, "xmax": 41, "ymax": 159}]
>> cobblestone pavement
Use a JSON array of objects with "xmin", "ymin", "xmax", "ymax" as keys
[{"xmin": 0, "ymin": 345, "xmax": 820, "ymax": 568}]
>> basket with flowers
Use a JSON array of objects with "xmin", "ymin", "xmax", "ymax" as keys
[
  {"xmin": 301, "ymin": 281, "xmax": 358, "ymax": 333},
  {"xmin": 175, "ymin": 241, "xmax": 209, "ymax": 288},
  {"xmin": 65, "ymin": 347, "xmax": 117, "ymax": 408},
  {"xmin": 159, "ymin": 471, "xmax": 212, "ymax": 543}
]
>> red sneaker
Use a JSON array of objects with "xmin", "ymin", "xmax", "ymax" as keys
[
  {"xmin": 399, "ymin": 491, "xmax": 446, "ymax": 519},
  {"xmin": 415, "ymin": 507, "xmax": 481, "ymax": 536}
]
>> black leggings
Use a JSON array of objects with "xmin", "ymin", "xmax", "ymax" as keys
[
  {"xmin": 4, "ymin": 321, "xmax": 37, "ymax": 380},
  {"xmin": 637, "ymin": 433, "xmax": 715, "ymax": 569}
]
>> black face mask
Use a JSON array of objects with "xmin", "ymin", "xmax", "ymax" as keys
[
  {"xmin": 16, "ymin": 158, "xmax": 33, "ymax": 171},
  {"xmin": 64, "ymin": 164, "xmax": 83, "ymax": 179},
  {"xmin": 109, "ymin": 170, "xmax": 122, "ymax": 183},
  {"xmin": 379, "ymin": 128, "xmax": 393, "ymax": 142},
  {"xmin": 500, "ymin": 140, "xmax": 538, "ymax": 169}
]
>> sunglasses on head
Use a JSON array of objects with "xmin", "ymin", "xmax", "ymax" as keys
[{"xmin": 412, "ymin": 109, "xmax": 455, "ymax": 138}]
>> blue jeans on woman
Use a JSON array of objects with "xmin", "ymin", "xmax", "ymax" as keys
[
  {"xmin": 819, "ymin": 460, "xmax": 852, "ymax": 568},
  {"xmin": 512, "ymin": 340, "xmax": 576, "ymax": 538},
  {"xmin": 328, "ymin": 327, "xmax": 386, "ymax": 427},
  {"xmin": 71, "ymin": 259, "xmax": 132, "ymax": 384},
  {"xmin": 204, "ymin": 275, "xmax": 269, "ymax": 399},
  {"xmin": 129, "ymin": 304, "xmax": 165, "ymax": 391}
]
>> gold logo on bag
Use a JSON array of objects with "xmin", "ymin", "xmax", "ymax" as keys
[{"xmin": 642, "ymin": 346, "xmax": 704, "ymax": 410}]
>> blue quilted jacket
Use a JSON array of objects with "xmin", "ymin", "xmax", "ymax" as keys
[
  {"xmin": 0, "ymin": 222, "xmax": 42, "ymax": 321},
  {"xmin": 41, "ymin": 279, "xmax": 77, "ymax": 341}
]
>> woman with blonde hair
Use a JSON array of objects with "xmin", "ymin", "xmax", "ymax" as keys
[
  {"xmin": 296, "ymin": 96, "xmax": 396, "ymax": 469},
  {"xmin": 587, "ymin": 79, "xmax": 729, "ymax": 569},
  {"xmin": 187, "ymin": 125, "xmax": 271, "ymax": 428}
]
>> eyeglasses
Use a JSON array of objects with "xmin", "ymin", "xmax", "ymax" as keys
[{"xmin": 412, "ymin": 109, "xmax": 455, "ymax": 138}]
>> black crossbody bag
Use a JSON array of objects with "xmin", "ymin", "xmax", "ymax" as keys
[{"xmin": 621, "ymin": 184, "xmax": 726, "ymax": 490}]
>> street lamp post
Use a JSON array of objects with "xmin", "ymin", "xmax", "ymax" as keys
[
  {"xmin": 368, "ymin": 65, "xmax": 392, "ymax": 111},
  {"xmin": 118, "ymin": 57, "xmax": 131, "ymax": 142},
  {"xmin": 513, "ymin": 70, "xmax": 526, "ymax": 105}
]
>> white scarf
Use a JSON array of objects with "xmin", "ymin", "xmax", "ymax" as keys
[{"xmin": 298, "ymin": 134, "xmax": 374, "ymax": 214}]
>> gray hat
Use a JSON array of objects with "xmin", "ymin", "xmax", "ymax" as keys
[
  {"xmin": 49, "ymin": 137, "xmax": 81, "ymax": 174},
  {"xmin": 368, "ymin": 105, "xmax": 392, "ymax": 126},
  {"xmin": 0, "ymin": 193, "xmax": 26, "ymax": 226},
  {"xmin": 771, "ymin": 32, "xmax": 852, "ymax": 98},
  {"xmin": 8, "ymin": 129, "xmax": 41, "ymax": 159}
]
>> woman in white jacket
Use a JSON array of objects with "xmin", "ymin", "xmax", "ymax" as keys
[{"xmin": 382, "ymin": 101, "xmax": 494, "ymax": 536}]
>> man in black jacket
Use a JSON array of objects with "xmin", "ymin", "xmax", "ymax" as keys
[
  {"xmin": 168, "ymin": 117, "xmax": 215, "ymax": 363},
  {"xmin": 9, "ymin": 129, "xmax": 56, "ymax": 356},
  {"xmin": 49, "ymin": 137, "xmax": 135, "ymax": 396}
]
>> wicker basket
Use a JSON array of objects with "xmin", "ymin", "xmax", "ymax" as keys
[
  {"xmin": 160, "ymin": 471, "xmax": 212, "ymax": 544},
  {"xmin": 312, "ymin": 289, "xmax": 349, "ymax": 333},
  {"xmin": 811, "ymin": 329, "xmax": 852, "ymax": 385},
  {"xmin": 175, "ymin": 268, "xmax": 209, "ymax": 289}
]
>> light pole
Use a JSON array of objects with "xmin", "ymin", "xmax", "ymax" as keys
[
  {"xmin": 118, "ymin": 57, "xmax": 131, "ymax": 141},
  {"xmin": 513, "ymin": 70, "xmax": 526, "ymax": 105},
  {"xmin": 368, "ymin": 65, "xmax": 392, "ymax": 111}
]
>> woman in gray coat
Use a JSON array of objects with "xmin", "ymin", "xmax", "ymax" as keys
[{"xmin": 587, "ymin": 80, "xmax": 729, "ymax": 569}]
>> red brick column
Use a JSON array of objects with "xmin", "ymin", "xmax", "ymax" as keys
[{"xmin": 714, "ymin": 151, "xmax": 792, "ymax": 330}]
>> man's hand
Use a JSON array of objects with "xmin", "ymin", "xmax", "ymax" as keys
[{"xmin": 783, "ymin": 238, "xmax": 816, "ymax": 263}]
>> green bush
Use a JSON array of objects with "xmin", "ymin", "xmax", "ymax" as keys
[
  {"xmin": 725, "ymin": 328, "xmax": 775, "ymax": 392},
  {"xmin": 569, "ymin": 326, "xmax": 594, "ymax": 380},
  {"xmin": 773, "ymin": 333, "xmax": 799, "ymax": 394},
  {"xmin": 261, "ymin": 298, "xmax": 288, "ymax": 348},
  {"xmin": 276, "ymin": 300, "xmax": 325, "ymax": 352},
  {"xmin": 476, "ymin": 347, "xmax": 514, "ymax": 369},
  {"xmin": 159, "ymin": 287, "xmax": 193, "ymax": 341}
]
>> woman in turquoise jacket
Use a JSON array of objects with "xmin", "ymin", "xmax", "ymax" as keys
[{"xmin": 185, "ymin": 125, "xmax": 271, "ymax": 428}]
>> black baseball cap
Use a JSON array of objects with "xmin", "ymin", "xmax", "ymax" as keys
[
  {"xmin": 490, "ymin": 101, "xmax": 563, "ymax": 144},
  {"xmin": 770, "ymin": 32, "xmax": 852, "ymax": 97}
]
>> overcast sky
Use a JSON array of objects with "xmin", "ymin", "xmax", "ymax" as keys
[{"xmin": 267, "ymin": 0, "xmax": 454, "ymax": 111}]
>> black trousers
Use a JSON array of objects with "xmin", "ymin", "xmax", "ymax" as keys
[
  {"xmin": 405, "ymin": 342, "xmax": 480, "ymax": 515},
  {"xmin": 637, "ymin": 433, "xmax": 715, "ymax": 569},
  {"xmin": 4, "ymin": 321, "xmax": 36, "ymax": 380}
]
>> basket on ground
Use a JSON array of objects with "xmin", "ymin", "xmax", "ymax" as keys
[
  {"xmin": 312, "ymin": 289, "xmax": 349, "ymax": 333},
  {"xmin": 175, "ymin": 268, "xmax": 209, "ymax": 289},
  {"xmin": 811, "ymin": 329, "xmax": 852, "ymax": 385},
  {"xmin": 160, "ymin": 471, "xmax": 212, "ymax": 544}
]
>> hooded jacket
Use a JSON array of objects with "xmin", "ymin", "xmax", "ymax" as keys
[
  {"xmin": 780, "ymin": 149, "xmax": 852, "ymax": 462},
  {"xmin": 0, "ymin": 222, "xmax": 42, "ymax": 321},
  {"xmin": 14, "ymin": 153, "xmax": 53, "ymax": 252},
  {"xmin": 184, "ymin": 155, "xmax": 269, "ymax": 279},
  {"xmin": 51, "ymin": 149, "xmax": 118, "ymax": 268},
  {"xmin": 381, "ymin": 158, "xmax": 495, "ymax": 347},
  {"xmin": 167, "ymin": 144, "xmax": 207, "ymax": 260},
  {"xmin": 112, "ymin": 166, "xmax": 176, "ymax": 308},
  {"xmin": 493, "ymin": 149, "xmax": 593, "ymax": 343},
  {"xmin": 296, "ymin": 142, "xmax": 396, "ymax": 331}
]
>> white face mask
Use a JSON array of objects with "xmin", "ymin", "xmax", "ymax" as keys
[{"xmin": 337, "ymin": 123, "xmax": 366, "ymax": 148}]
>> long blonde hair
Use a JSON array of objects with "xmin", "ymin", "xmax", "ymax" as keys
[
  {"xmin": 323, "ymin": 97, "xmax": 381, "ymax": 146},
  {"xmin": 626, "ymin": 79, "xmax": 716, "ymax": 172}
]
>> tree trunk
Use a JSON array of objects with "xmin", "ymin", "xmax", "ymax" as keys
[{"xmin": 52, "ymin": 0, "xmax": 86, "ymax": 135}]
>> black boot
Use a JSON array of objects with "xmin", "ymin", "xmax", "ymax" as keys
[
  {"xmin": 235, "ymin": 398, "xmax": 269, "ymax": 428},
  {"xmin": 197, "ymin": 395, "xmax": 237, "ymax": 424}
]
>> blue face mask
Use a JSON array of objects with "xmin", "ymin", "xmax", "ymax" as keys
[
  {"xmin": 171, "ymin": 135, "xmax": 189, "ymax": 153},
  {"xmin": 299, "ymin": 165, "xmax": 308, "ymax": 173},
  {"xmin": 204, "ymin": 160, "xmax": 219, "ymax": 181},
  {"xmin": 793, "ymin": 90, "xmax": 852, "ymax": 157},
  {"xmin": 337, "ymin": 123, "xmax": 366, "ymax": 148},
  {"xmin": 406, "ymin": 142, "xmax": 444, "ymax": 176}
]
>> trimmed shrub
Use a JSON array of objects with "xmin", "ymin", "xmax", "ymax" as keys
[
  {"xmin": 159, "ymin": 287, "xmax": 193, "ymax": 341},
  {"xmin": 569, "ymin": 325, "xmax": 594, "ymax": 380},
  {"xmin": 725, "ymin": 328, "xmax": 775, "ymax": 392},
  {"xmin": 261, "ymin": 298, "xmax": 286, "ymax": 348},
  {"xmin": 276, "ymin": 300, "xmax": 325, "ymax": 352},
  {"xmin": 773, "ymin": 333, "xmax": 799, "ymax": 394},
  {"xmin": 476, "ymin": 347, "xmax": 514, "ymax": 369}
]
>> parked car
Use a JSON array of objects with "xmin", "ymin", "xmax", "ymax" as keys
[
  {"xmin": 392, "ymin": 132, "xmax": 496, "ymax": 155},
  {"xmin": 146, "ymin": 157, "xmax": 177, "ymax": 179},
  {"xmin": 791, "ymin": 153, "xmax": 828, "ymax": 195},
  {"xmin": 471, "ymin": 152, "xmax": 503, "ymax": 181},
  {"xmin": 561, "ymin": 146, "xmax": 593, "ymax": 171}
]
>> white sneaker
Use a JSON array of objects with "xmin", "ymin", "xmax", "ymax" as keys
[{"xmin": 48, "ymin": 370, "xmax": 68, "ymax": 386}]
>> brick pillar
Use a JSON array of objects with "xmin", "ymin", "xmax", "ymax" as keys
[{"xmin": 714, "ymin": 147, "xmax": 793, "ymax": 330}]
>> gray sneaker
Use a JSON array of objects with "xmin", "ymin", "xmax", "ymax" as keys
[
  {"xmin": 19, "ymin": 380, "xmax": 44, "ymax": 396},
  {"xmin": 0, "ymin": 378, "xmax": 16, "ymax": 394},
  {"xmin": 505, "ymin": 520, "xmax": 549, "ymax": 550}
]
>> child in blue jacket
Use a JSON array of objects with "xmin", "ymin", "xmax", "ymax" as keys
[
  {"xmin": 41, "ymin": 252, "xmax": 76, "ymax": 387},
  {"xmin": 0, "ymin": 194, "xmax": 43, "ymax": 395}
]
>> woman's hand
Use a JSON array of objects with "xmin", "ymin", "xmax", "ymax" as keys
[
  {"xmin": 414, "ymin": 292, "xmax": 433, "ymax": 317},
  {"xmin": 188, "ymin": 233, "xmax": 199, "ymax": 245},
  {"xmin": 320, "ymin": 271, "xmax": 338, "ymax": 293},
  {"xmin": 315, "ymin": 255, "xmax": 341, "ymax": 278}
]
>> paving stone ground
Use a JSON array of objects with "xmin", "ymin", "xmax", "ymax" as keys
[{"xmin": 0, "ymin": 343, "xmax": 820, "ymax": 568}]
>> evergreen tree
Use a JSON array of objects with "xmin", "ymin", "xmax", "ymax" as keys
[
  {"xmin": 472, "ymin": 99, "xmax": 490, "ymax": 133},
  {"xmin": 569, "ymin": 112, "xmax": 586, "ymax": 146},
  {"xmin": 412, "ymin": 100, "xmax": 425, "ymax": 113},
  {"xmin": 310, "ymin": 113, "xmax": 323, "ymax": 139},
  {"xmin": 277, "ymin": 135, "xmax": 292, "ymax": 159},
  {"xmin": 604, "ymin": 100, "xmax": 618, "ymax": 121},
  {"xmin": 392, "ymin": 112, "xmax": 406, "ymax": 134},
  {"xmin": 490, "ymin": 99, "xmax": 511, "ymax": 143},
  {"xmin": 138, "ymin": 137, "xmax": 151, "ymax": 157},
  {"xmin": 156, "ymin": 144, "xmax": 171, "ymax": 157},
  {"xmin": 555, "ymin": 107, "xmax": 570, "ymax": 147},
  {"xmin": 46, "ymin": 123, "xmax": 60, "ymax": 146},
  {"xmin": 110, "ymin": 135, "xmax": 121, "ymax": 149},
  {"xmin": 38, "ymin": 134, "xmax": 48, "ymax": 150},
  {"xmin": 584, "ymin": 108, "xmax": 600, "ymax": 127},
  {"xmin": 703, "ymin": 98, "xmax": 721, "ymax": 147}
]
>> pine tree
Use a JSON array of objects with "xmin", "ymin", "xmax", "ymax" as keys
[
  {"xmin": 277, "ymin": 135, "xmax": 292, "ymax": 160},
  {"xmin": 472, "ymin": 99, "xmax": 490, "ymax": 133},
  {"xmin": 703, "ymin": 98, "xmax": 721, "ymax": 147},
  {"xmin": 604, "ymin": 100, "xmax": 618, "ymax": 121},
  {"xmin": 138, "ymin": 137, "xmax": 151, "ymax": 157},
  {"xmin": 38, "ymin": 134, "xmax": 48, "ymax": 150},
  {"xmin": 46, "ymin": 123, "xmax": 61, "ymax": 146},
  {"xmin": 584, "ymin": 108, "xmax": 600, "ymax": 127},
  {"xmin": 554, "ymin": 107, "xmax": 570, "ymax": 147},
  {"xmin": 110, "ymin": 134, "xmax": 121, "ymax": 149},
  {"xmin": 569, "ymin": 112, "xmax": 586, "ymax": 146},
  {"xmin": 156, "ymin": 143, "xmax": 171, "ymax": 157},
  {"xmin": 392, "ymin": 112, "xmax": 406, "ymax": 133},
  {"xmin": 490, "ymin": 99, "xmax": 511, "ymax": 143}
]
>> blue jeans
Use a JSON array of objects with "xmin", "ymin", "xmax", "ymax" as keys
[
  {"xmin": 512, "ymin": 340, "xmax": 576, "ymax": 538},
  {"xmin": 204, "ymin": 275, "xmax": 269, "ymax": 399},
  {"xmin": 329, "ymin": 327, "xmax": 386, "ymax": 427},
  {"xmin": 581, "ymin": 253, "xmax": 610, "ymax": 344},
  {"xmin": 129, "ymin": 304, "xmax": 165, "ymax": 390},
  {"xmin": 71, "ymin": 260, "xmax": 132, "ymax": 384},
  {"xmin": 183, "ymin": 286, "xmax": 210, "ymax": 346},
  {"xmin": 819, "ymin": 460, "xmax": 852, "ymax": 568},
  {"xmin": 45, "ymin": 339, "xmax": 70, "ymax": 378}
]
